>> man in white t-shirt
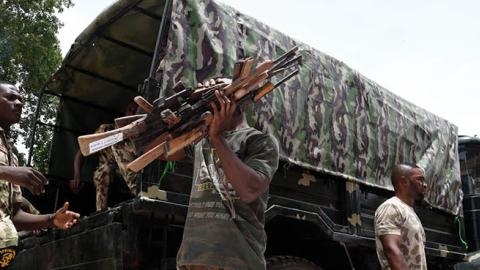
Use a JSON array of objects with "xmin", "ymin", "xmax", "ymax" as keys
[{"xmin": 375, "ymin": 163, "xmax": 428, "ymax": 270}]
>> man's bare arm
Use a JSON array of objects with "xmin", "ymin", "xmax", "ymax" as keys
[
  {"xmin": 209, "ymin": 90, "xmax": 269, "ymax": 204},
  {"xmin": 69, "ymin": 150, "xmax": 85, "ymax": 193},
  {"xmin": 13, "ymin": 202, "xmax": 79, "ymax": 231},
  {"xmin": 380, "ymin": 234, "xmax": 409, "ymax": 270},
  {"xmin": 13, "ymin": 210, "xmax": 53, "ymax": 231},
  {"xmin": 0, "ymin": 166, "xmax": 47, "ymax": 195}
]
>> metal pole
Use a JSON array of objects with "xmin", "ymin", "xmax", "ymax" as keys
[
  {"xmin": 140, "ymin": 0, "xmax": 173, "ymax": 188},
  {"xmin": 148, "ymin": 0, "xmax": 173, "ymax": 79},
  {"xmin": 341, "ymin": 242, "xmax": 355, "ymax": 270},
  {"xmin": 27, "ymin": 90, "xmax": 45, "ymax": 166},
  {"xmin": 53, "ymin": 187, "xmax": 60, "ymax": 212}
]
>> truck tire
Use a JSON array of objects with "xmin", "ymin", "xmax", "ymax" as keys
[{"xmin": 267, "ymin": 256, "xmax": 322, "ymax": 270}]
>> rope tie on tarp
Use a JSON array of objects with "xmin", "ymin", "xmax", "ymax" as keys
[
  {"xmin": 454, "ymin": 215, "xmax": 468, "ymax": 250},
  {"xmin": 159, "ymin": 161, "xmax": 176, "ymax": 185}
]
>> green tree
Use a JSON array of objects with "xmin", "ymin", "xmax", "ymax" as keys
[{"xmin": 0, "ymin": 0, "xmax": 72, "ymax": 172}]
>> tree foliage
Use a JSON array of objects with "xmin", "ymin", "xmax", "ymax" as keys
[{"xmin": 0, "ymin": 0, "xmax": 73, "ymax": 171}]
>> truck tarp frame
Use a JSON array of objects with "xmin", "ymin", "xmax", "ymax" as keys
[{"xmin": 40, "ymin": 0, "xmax": 167, "ymax": 184}]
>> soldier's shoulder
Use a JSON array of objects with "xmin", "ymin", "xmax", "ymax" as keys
[
  {"xmin": 375, "ymin": 197, "xmax": 407, "ymax": 216},
  {"xmin": 245, "ymin": 128, "xmax": 278, "ymax": 147}
]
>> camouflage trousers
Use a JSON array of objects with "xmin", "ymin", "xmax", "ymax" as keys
[
  {"xmin": 0, "ymin": 246, "xmax": 17, "ymax": 269},
  {"xmin": 177, "ymin": 266, "xmax": 223, "ymax": 270},
  {"xmin": 93, "ymin": 164, "xmax": 137, "ymax": 211}
]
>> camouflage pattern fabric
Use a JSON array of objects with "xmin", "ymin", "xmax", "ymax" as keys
[
  {"xmin": 177, "ymin": 127, "xmax": 279, "ymax": 270},
  {"xmin": 0, "ymin": 129, "xmax": 23, "ymax": 248},
  {"xmin": 93, "ymin": 124, "xmax": 138, "ymax": 211},
  {"xmin": 160, "ymin": 0, "xmax": 461, "ymax": 215},
  {"xmin": 0, "ymin": 246, "xmax": 17, "ymax": 268},
  {"xmin": 375, "ymin": 197, "xmax": 427, "ymax": 270}
]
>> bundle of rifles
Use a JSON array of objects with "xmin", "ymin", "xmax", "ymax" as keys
[{"xmin": 77, "ymin": 46, "xmax": 301, "ymax": 172}]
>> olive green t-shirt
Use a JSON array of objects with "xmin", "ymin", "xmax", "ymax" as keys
[{"xmin": 176, "ymin": 127, "xmax": 279, "ymax": 270}]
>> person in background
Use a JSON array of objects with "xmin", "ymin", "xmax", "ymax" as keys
[
  {"xmin": 375, "ymin": 163, "xmax": 428, "ymax": 270},
  {"xmin": 70, "ymin": 100, "xmax": 139, "ymax": 211},
  {"xmin": 0, "ymin": 81, "xmax": 80, "ymax": 268}
]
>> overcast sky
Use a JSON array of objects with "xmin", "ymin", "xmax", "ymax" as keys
[{"xmin": 58, "ymin": 0, "xmax": 480, "ymax": 136}]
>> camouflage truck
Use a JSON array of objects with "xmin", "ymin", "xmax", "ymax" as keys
[{"xmin": 14, "ymin": 0, "xmax": 480, "ymax": 269}]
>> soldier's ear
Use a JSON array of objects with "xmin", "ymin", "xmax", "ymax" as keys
[{"xmin": 399, "ymin": 175, "xmax": 409, "ymax": 187}]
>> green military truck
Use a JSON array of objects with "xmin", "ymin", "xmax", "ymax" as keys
[{"xmin": 13, "ymin": 0, "xmax": 480, "ymax": 269}]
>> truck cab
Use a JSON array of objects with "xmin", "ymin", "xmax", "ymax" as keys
[{"xmin": 459, "ymin": 136, "xmax": 480, "ymax": 252}]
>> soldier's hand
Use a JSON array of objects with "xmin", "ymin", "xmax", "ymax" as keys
[
  {"xmin": 209, "ymin": 90, "xmax": 238, "ymax": 138},
  {"xmin": 68, "ymin": 178, "xmax": 83, "ymax": 194},
  {"xmin": 197, "ymin": 78, "xmax": 232, "ymax": 88},
  {"xmin": 52, "ymin": 202, "xmax": 80, "ymax": 230},
  {"xmin": 0, "ymin": 166, "xmax": 48, "ymax": 195}
]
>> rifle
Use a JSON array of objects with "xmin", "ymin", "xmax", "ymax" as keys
[
  {"xmin": 77, "ymin": 82, "xmax": 225, "ymax": 155},
  {"xmin": 126, "ymin": 69, "xmax": 299, "ymax": 172},
  {"xmin": 77, "ymin": 46, "xmax": 302, "ymax": 171}
]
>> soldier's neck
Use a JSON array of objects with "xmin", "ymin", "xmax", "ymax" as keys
[
  {"xmin": 0, "ymin": 123, "xmax": 10, "ymax": 134},
  {"xmin": 395, "ymin": 192, "xmax": 415, "ymax": 208},
  {"xmin": 233, "ymin": 115, "xmax": 249, "ymax": 130}
]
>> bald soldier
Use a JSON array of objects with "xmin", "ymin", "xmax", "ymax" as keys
[
  {"xmin": 374, "ymin": 163, "xmax": 428, "ymax": 270},
  {"xmin": 0, "ymin": 82, "xmax": 80, "ymax": 267}
]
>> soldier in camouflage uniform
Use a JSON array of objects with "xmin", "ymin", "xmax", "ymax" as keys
[
  {"xmin": 375, "ymin": 163, "xmax": 428, "ymax": 270},
  {"xmin": 0, "ymin": 82, "xmax": 80, "ymax": 268},
  {"xmin": 70, "ymin": 101, "xmax": 138, "ymax": 211},
  {"xmin": 170, "ymin": 81, "xmax": 279, "ymax": 270}
]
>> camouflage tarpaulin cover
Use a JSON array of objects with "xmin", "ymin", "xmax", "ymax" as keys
[{"xmin": 160, "ymin": 0, "xmax": 461, "ymax": 214}]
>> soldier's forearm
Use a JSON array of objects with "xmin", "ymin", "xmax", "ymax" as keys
[
  {"xmin": 384, "ymin": 246, "xmax": 409, "ymax": 270},
  {"xmin": 12, "ymin": 209, "xmax": 54, "ymax": 231},
  {"xmin": 73, "ymin": 150, "xmax": 84, "ymax": 179}
]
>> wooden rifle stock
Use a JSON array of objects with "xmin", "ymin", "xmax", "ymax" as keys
[
  {"xmin": 232, "ymin": 60, "xmax": 243, "ymax": 81},
  {"xmin": 143, "ymin": 132, "xmax": 171, "ymax": 152},
  {"xmin": 253, "ymin": 82, "xmax": 275, "ymax": 102},
  {"xmin": 134, "ymin": 96, "xmax": 154, "ymax": 113},
  {"xmin": 233, "ymin": 71, "xmax": 269, "ymax": 101},
  {"xmin": 239, "ymin": 58, "xmax": 254, "ymax": 79},
  {"xmin": 127, "ymin": 141, "xmax": 168, "ymax": 173},
  {"xmin": 127, "ymin": 113, "xmax": 213, "ymax": 172},
  {"xmin": 115, "ymin": 114, "xmax": 146, "ymax": 128},
  {"xmin": 78, "ymin": 116, "xmax": 146, "ymax": 156},
  {"xmin": 224, "ymin": 60, "xmax": 273, "ymax": 95},
  {"xmin": 253, "ymin": 69, "xmax": 300, "ymax": 102}
]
